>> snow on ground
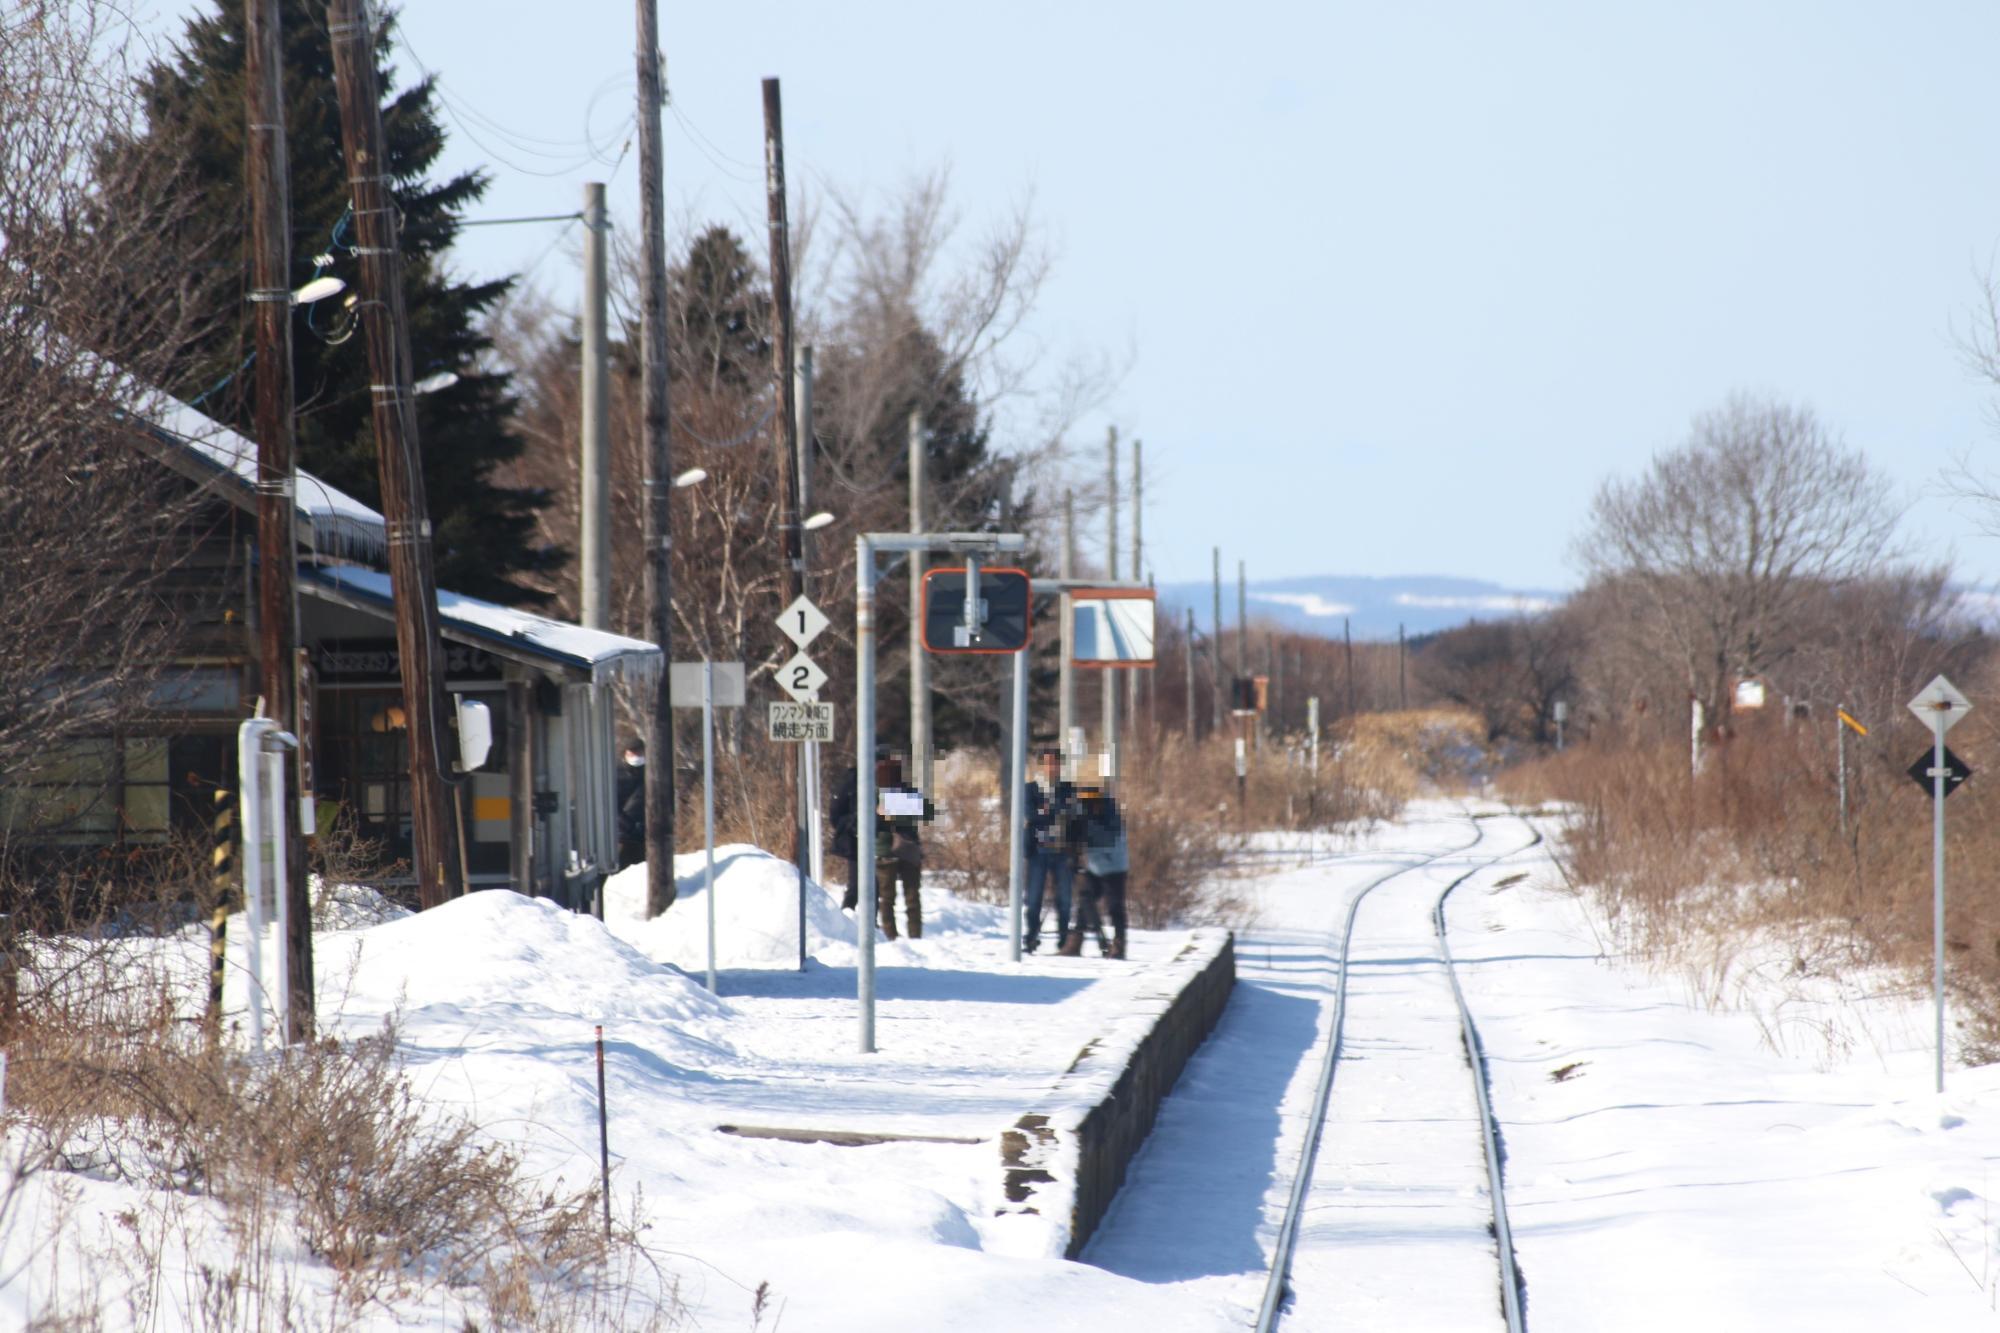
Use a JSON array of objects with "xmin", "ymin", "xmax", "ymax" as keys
[
  {"xmin": 1094, "ymin": 800, "xmax": 2000, "ymax": 1329},
  {"xmin": 4, "ymin": 846, "xmax": 1239, "ymax": 1329},
  {"xmin": 14, "ymin": 807, "xmax": 2000, "ymax": 1329},
  {"xmin": 1450, "ymin": 812, "xmax": 2000, "ymax": 1330}
]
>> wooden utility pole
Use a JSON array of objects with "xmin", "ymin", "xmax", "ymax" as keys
[
  {"xmin": 579, "ymin": 180, "xmax": 611, "ymax": 629},
  {"xmin": 1184, "ymin": 607, "xmax": 1198, "ymax": 742},
  {"xmin": 328, "ymin": 0, "xmax": 462, "ymax": 910},
  {"xmin": 1210, "ymin": 547, "xmax": 1225, "ymax": 736},
  {"xmin": 245, "ymin": 0, "xmax": 310, "ymax": 1035},
  {"xmin": 762, "ymin": 77, "xmax": 810, "ymax": 917},
  {"xmin": 634, "ymin": 0, "xmax": 677, "ymax": 914}
]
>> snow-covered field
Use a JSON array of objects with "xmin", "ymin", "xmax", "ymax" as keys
[{"xmin": 8, "ymin": 806, "xmax": 2000, "ymax": 1329}]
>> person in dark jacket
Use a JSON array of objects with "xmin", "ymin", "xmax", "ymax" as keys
[
  {"xmin": 871, "ymin": 749, "xmax": 930, "ymax": 939},
  {"xmin": 829, "ymin": 762, "xmax": 860, "ymax": 910},
  {"xmin": 614, "ymin": 738, "xmax": 646, "ymax": 867},
  {"xmin": 1069, "ymin": 782, "xmax": 1129, "ymax": 959},
  {"xmin": 1022, "ymin": 749, "xmax": 1079, "ymax": 953}
]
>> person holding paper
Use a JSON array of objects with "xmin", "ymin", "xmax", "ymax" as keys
[{"xmin": 872, "ymin": 748, "xmax": 931, "ymax": 940}]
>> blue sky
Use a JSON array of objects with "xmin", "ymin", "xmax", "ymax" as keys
[{"xmin": 138, "ymin": 1, "xmax": 2000, "ymax": 590}]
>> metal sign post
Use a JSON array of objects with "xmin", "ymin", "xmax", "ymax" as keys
[
  {"xmin": 855, "ymin": 532, "xmax": 1027, "ymax": 1052},
  {"xmin": 1007, "ymin": 643, "xmax": 1029, "ymax": 963},
  {"xmin": 704, "ymin": 661, "xmax": 717, "ymax": 994},
  {"xmin": 776, "ymin": 595, "xmax": 829, "ymax": 974},
  {"xmin": 1908, "ymin": 675, "xmax": 1972, "ymax": 1093}
]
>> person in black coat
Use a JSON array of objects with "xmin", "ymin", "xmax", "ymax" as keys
[
  {"xmin": 614, "ymin": 738, "xmax": 646, "ymax": 867},
  {"xmin": 829, "ymin": 762, "xmax": 860, "ymax": 910},
  {"xmin": 1022, "ymin": 749, "xmax": 1079, "ymax": 952}
]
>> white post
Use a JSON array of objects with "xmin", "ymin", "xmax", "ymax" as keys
[
  {"xmin": 1933, "ymin": 724, "xmax": 1946, "ymax": 1094},
  {"xmin": 704, "ymin": 661, "xmax": 717, "ymax": 995},
  {"xmin": 237, "ymin": 719, "xmax": 270, "ymax": 1051},
  {"xmin": 856, "ymin": 537, "xmax": 878, "ymax": 1053},
  {"xmin": 1690, "ymin": 697, "xmax": 1704, "ymax": 776},
  {"xmin": 1307, "ymin": 696, "xmax": 1320, "ymax": 778},
  {"xmin": 1006, "ymin": 646, "xmax": 1030, "ymax": 962},
  {"xmin": 265, "ymin": 744, "xmax": 290, "ymax": 1047}
]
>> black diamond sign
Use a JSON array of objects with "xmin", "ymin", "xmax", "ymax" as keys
[{"xmin": 1907, "ymin": 747, "xmax": 1973, "ymax": 799}]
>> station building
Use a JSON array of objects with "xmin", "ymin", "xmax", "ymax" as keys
[{"xmin": 0, "ymin": 384, "xmax": 657, "ymax": 906}]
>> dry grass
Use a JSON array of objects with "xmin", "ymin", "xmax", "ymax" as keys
[
  {"xmin": 1501, "ymin": 710, "xmax": 2000, "ymax": 1061},
  {"xmin": 0, "ymin": 872, "xmax": 682, "ymax": 1329}
]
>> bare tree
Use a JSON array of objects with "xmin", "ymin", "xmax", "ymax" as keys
[
  {"xmin": 1574, "ymin": 394, "xmax": 1904, "ymax": 729},
  {"xmin": 0, "ymin": 4, "xmax": 226, "ymax": 843}
]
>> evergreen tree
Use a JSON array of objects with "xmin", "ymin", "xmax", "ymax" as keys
[{"xmin": 104, "ymin": 0, "xmax": 561, "ymax": 605}]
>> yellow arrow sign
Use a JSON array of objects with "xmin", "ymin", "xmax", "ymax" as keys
[{"xmin": 1838, "ymin": 708, "xmax": 1868, "ymax": 737}]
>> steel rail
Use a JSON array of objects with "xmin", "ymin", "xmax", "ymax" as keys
[
  {"xmin": 1434, "ymin": 821, "xmax": 1541, "ymax": 1333},
  {"xmin": 1252, "ymin": 810, "xmax": 1488, "ymax": 1332}
]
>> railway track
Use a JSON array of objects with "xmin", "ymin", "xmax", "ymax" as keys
[{"xmin": 1254, "ymin": 808, "xmax": 1538, "ymax": 1332}]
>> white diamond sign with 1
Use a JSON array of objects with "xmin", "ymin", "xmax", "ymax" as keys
[
  {"xmin": 1907, "ymin": 674, "xmax": 1971, "ymax": 735},
  {"xmin": 777, "ymin": 595, "xmax": 829, "ymax": 651},
  {"xmin": 777, "ymin": 650, "xmax": 828, "ymax": 703}
]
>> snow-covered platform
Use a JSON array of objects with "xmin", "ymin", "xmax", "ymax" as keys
[{"xmin": 303, "ymin": 846, "xmax": 1247, "ymax": 1329}]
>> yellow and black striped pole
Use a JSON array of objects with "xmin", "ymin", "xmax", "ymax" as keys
[{"xmin": 206, "ymin": 782, "xmax": 234, "ymax": 1044}]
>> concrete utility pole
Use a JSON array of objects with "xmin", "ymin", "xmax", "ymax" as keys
[
  {"xmin": 1236, "ymin": 560, "xmax": 1248, "ymax": 680},
  {"xmin": 1102, "ymin": 427, "xmax": 1119, "ymax": 771},
  {"xmin": 1184, "ymin": 607, "xmax": 1198, "ymax": 741},
  {"xmin": 245, "ymin": 0, "xmax": 310, "ymax": 1035},
  {"xmin": 1269, "ymin": 633, "xmax": 1281, "ymax": 738},
  {"xmin": 909, "ymin": 409, "xmax": 931, "ymax": 791},
  {"xmin": 632, "ymin": 0, "xmax": 677, "ymax": 914},
  {"xmin": 1210, "ymin": 547, "xmax": 1225, "ymax": 736},
  {"xmin": 1058, "ymin": 489, "xmax": 1075, "ymax": 755},
  {"xmin": 579, "ymin": 181, "xmax": 610, "ymax": 629},
  {"xmin": 1398, "ymin": 623, "xmax": 1408, "ymax": 710},
  {"xmin": 762, "ymin": 78, "xmax": 811, "ymax": 934},
  {"xmin": 1345, "ymin": 616, "xmax": 1356, "ymax": 715},
  {"xmin": 329, "ymin": 0, "xmax": 462, "ymax": 911},
  {"xmin": 1127, "ymin": 439, "xmax": 1142, "ymax": 730}
]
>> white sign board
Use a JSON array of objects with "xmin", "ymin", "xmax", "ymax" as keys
[
  {"xmin": 1072, "ymin": 595, "xmax": 1156, "ymax": 666},
  {"xmin": 776, "ymin": 651, "xmax": 828, "ymax": 703},
  {"xmin": 1907, "ymin": 675, "xmax": 1971, "ymax": 735},
  {"xmin": 768, "ymin": 701, "xmax": 834, "ymax": 742},
  {"xmin": 777, "ymin": 595, "xmax": 830, "ymax": 651},
  {"xmin": 669, "ymin": 661, "xmax": 746, "ymax": 708}
]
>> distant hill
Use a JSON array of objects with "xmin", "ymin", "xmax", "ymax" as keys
[{"xmin": 1154, "ymin": 574, "xmax": 1565, "ymax": 641}]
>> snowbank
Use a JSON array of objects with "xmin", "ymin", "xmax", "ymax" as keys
[
  {"xmin": 315, "ymin": 887, "xmax": 732, "ymax": 1042},
  {"xmin": 601, "ymin": 843, "xmax": 858, "ymax": 969}
]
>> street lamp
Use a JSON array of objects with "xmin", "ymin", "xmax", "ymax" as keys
[
  {"xmin": 673, "ymin": 467, "xmax": 707, "ymax": 488},
  {"xmin": 802, "ymin": 510, "xmax": 835, "ymax": 531},
  {"xmin": 290, "ymin": 275, "xmax": 346, "ymax": 306},
  {"xmin": 413, "ymin": 370, "xmax": 458, "ymax": 396}
]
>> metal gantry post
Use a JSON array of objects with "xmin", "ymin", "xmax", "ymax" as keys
[
  {"xmin": 1007, "ymin": 645, "xmax": 1030, "ymax": 962},
  {"xmin": 855, "ymin": 536, "xmax": 878, "ymax": 1053}
]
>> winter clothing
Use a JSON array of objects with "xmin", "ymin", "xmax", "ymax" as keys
[
  {"xmin": 830, "ymin": 766, "xmax": 860, "ymax": 909},
  {"xmin": 876, "ymin": 845, "xmax": 923, "ymax": 940},
  {"xmin": 614, "ymin": 759, "xmax": 646, "ymax": 867},
  {"xmin": 1075, "ymin": 791, "xmax": 1130, "ymax": 960},
  {"xmin": 1022, "ymin": 778, "xmax": 1080, "ymax": 950}
]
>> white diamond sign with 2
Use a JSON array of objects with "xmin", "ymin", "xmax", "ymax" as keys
[
  {"xmin": 777, "ymin": 650, "xmax": 828, "ymax": 703},
  {"xmin": 777, "ymin": 595, "xmax": 829, "ymax": 651},
  {"xmin": 1907, "ymin": 674, "xmax": 1971, "ymax": 735}
]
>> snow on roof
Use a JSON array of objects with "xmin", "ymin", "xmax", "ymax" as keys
[
  {"xmin": 302, "ymin": 564, "xmax": 661, "ymax": 685},
  {"xmin": 143, "ymin": 392, "xmax": 388, "ymax": 563}
]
